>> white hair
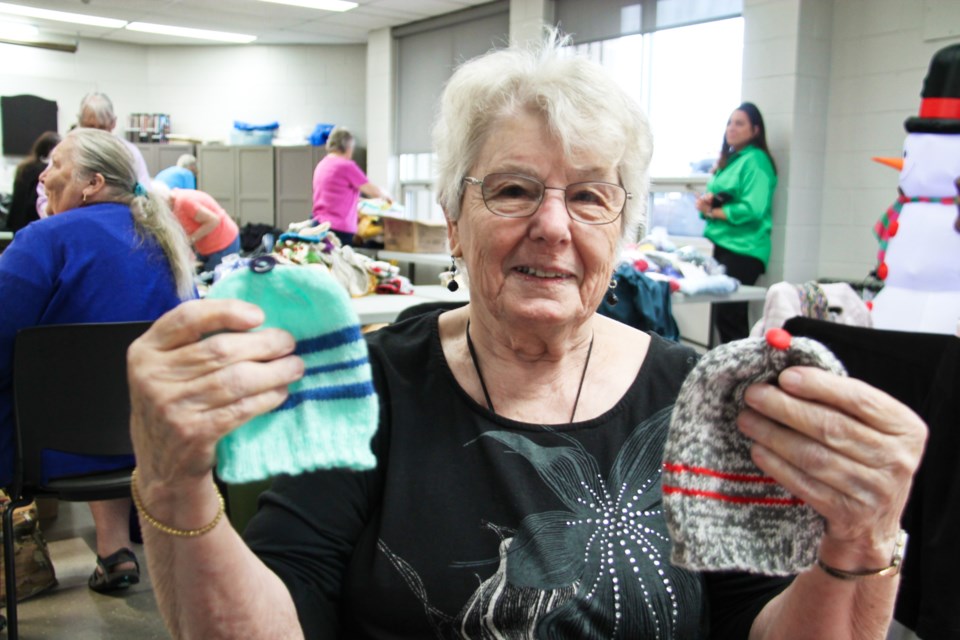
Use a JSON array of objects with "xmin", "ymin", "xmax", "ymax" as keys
[
  {"xmin": 78, "ymin": 92, "xmax": 117, "ymax": 129},
  {"xmin": 176, "ymin": 154, "xmax": 197, "ymax": 170},
  {"xmin": 433, "ymin": 30, "xmax": 653, "ymax": 240}
]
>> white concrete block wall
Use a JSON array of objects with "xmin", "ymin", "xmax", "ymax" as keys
[
  {"xmin": 0, "ymin": 40, "xmax": 367, "ymax": 158},
  {"xmin": 365, "ymin": 27, "xmax": 395, "ymax": 192},
  {"xmin": 742, "ymin": 0, "xmax": 800, "ymax": 285},
  {"xmin": 144, "ymin": 44, "xmax": 366, "ymax": 144},
  {"xmin": 742, "ymin": 0, "xmax": 834, "ymax": 287},
  {"xmin": 0, "ymin": 40, "xmax": 149, "ymax": 156},
  {"xmin": 818, "ymin": 0, "xmax": 960, "ymax": 281}
]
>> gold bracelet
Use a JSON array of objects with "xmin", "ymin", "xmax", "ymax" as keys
[
  {"xmin": 131, "ymin": 467, "xmax": 226, "ymax": 538},
  {"xmin": 815, "ymin": 529, "xmax": 908, "ymax": 581}
]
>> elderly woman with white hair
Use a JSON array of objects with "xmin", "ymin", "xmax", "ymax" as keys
[
  {"xmin": 0, "ymin": 127, "xmax": 194, "ymax": 593},
  {"xmin": 35, "ymin": 92, "xmax": 151, "ymax": 218},
  {"xmin": 127, "ymin": 36, "xmax": 925, "ymax": 638}
]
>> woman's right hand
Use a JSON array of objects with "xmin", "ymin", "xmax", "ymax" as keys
[{"xmin": 128, "ymin": 299, "xmax": 304, "ymax": 491}]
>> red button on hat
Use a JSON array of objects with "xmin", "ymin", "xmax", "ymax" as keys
[{"xmin": 766, "ymin": 328, "xmax": 792, "ymax": 350}]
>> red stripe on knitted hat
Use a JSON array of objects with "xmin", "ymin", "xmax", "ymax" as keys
[
  {"xmin": 662, "ymin": 485, "xmax": 805, "ymax": 506},
  {"xmin": 663, "ymin": 462, "xmax": 779, "ymax": 484},
  {"xmin": 919, "ymin": 97, "xmax": 960, "ymax": 119}
]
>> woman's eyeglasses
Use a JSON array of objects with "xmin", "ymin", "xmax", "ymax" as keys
[{"xmin": 463, "ymin": 173, "xmax": 630, "ymax": 225}]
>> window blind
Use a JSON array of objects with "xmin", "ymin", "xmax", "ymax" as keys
[
  {"xmin": 555, "ymin": 0, "xmax": 741, "ymax": 44},
  {"xmin": 395, "ymin": 1, "xmax": 509, "ymax": 154}
]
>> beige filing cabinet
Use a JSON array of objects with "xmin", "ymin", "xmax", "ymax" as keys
[
  {"xmin": 134, "ymin": 143, "xmax": 196, "ymax": 177},
  {"xmin": 197, "ymin": 145, "xmax": 275, "ymax": 226},
  {"xmin": 274, "ymin": 146, "xmax": 327, "ymax": 230},
  {"xmin": 273, "ymin": 145, "xmax": 368, "ymax": 231}
]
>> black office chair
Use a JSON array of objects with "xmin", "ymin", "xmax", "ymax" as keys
[{"xmin": 2, "ymin": 321, "xmax": 152, "ymax": 640}]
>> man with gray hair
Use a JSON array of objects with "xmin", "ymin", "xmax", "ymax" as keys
[
  {"xmin": 36, "ymin": 92, "xmax": 151, "ymax": 217},
  {"xmin": 154, "ymin": 154, "xmax": 198, "ymax": 190}
]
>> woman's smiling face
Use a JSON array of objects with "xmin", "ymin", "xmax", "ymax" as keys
[{"xmin": 450, "ymin": 111, "xmax": 622, "ymax": 331}]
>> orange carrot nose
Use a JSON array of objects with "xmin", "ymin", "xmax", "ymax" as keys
[{"xmin": 873, "ymin": 156, "xmax": 905, "ymax": 171}]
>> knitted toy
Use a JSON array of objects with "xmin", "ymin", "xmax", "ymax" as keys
[
  {"xmin": 206, "ymin": 256, "xmax": 378, "ymax": 483},
  {"xmin": 662, "ymin": 329, "xmax": 846, "ymax": 575}
]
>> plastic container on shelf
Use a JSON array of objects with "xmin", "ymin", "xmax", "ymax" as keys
[
  {"xmin": 231, "ymin": 120, "xmax": 279, "ymax": 146},
  {"xmin": 230, "ymin": 129, "xmax": 275, "ymax": 145}
]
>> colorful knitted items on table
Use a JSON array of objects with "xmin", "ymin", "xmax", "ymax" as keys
[
  {"xmin": 796, "ymin": 281, "xmax": 829, "ymax": 321},
  {"xmin": 205, "ymin": 257, "xmax": 378, "ymax": 483},
  {"xmin": 873, "ymin": 194, "xmax": 960, "ymax": 279},
  {"xmin": 662, "ymin": 329, "xmax": 846, "ymax": 576}
]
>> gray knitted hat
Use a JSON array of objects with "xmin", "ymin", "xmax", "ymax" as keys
[{"xmin": 662, "ymin": 329, "xmax": 846, "ymax": 576}]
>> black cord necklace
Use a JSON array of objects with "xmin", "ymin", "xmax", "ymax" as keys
[{"xmin": 465, "ymin": 320, "xmax": 595, "ymax": 423}]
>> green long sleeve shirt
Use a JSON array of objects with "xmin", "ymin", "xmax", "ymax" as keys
[{"xmin": 703, "ymin": 144, "xmax": 777, "ymax": 266}]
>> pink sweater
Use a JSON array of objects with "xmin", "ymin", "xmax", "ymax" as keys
[{"xmin": 311, "ymin": 154, "xmax": 367, "ymax": 234}]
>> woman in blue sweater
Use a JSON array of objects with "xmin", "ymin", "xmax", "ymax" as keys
[{"xmin": 0, "ymin": 128, "xmax": 194, "ymax": 593}]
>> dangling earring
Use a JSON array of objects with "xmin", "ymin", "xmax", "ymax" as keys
[
  {"xmin": 441, "ymin": 256, "xmax": 460, "ymax": 292},
  {"xmin": 605, "ymin": 277, "xmax": 618, "ymax": 306},
  {"xmin": 82, "ymin": 192, "xmax": 88, "ymax": 204}
]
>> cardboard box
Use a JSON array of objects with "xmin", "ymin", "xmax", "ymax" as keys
[{"xmin": 382, "ymin": 215, "xmax": 448, "ymax": 254}]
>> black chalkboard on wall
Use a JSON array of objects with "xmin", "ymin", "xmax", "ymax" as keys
[{"xmin": 1, "ymin": 94, "xmax": 58, "ymax": 156}]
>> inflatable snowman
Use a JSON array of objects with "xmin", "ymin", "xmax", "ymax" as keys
[{"xmin": 871, "ymin": 43, "xmax": 960, "ymax": 334}]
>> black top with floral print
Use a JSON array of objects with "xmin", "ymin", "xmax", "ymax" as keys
[{"xmin": 245, "ymin": 312, "xmax": 792, "ymax": 639}]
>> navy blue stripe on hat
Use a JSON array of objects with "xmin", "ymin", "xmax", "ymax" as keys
[
  {"xmin": 304, "ymin": 357, "xmax": 369, "ymax": 377},
  {"xmin": 295, "ymin": 325, "xmax": 364, "ymax": 355},
  {"xmin": 276, "ymin": 380, "xmax": 376, "ymax": 412}
]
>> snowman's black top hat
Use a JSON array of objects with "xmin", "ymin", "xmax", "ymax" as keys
[{"xmin": 905, "ymin": 43, "xmax": 960, "ymax": 134}]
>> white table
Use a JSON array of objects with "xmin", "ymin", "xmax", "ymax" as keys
[
  {"xmin": 671, "ymin": 284, "xmax": 767, "ymax": 305},
  {"xmin": 352, "ymin": 284, "xmax": 765, "ymax": 324},
  {"xmin": 352, "ymin": 285, "xmax": 468, "ymax": 324},
  {"xmin": 376, "ymin": 251, "xmax": 450, "ymax": 268}
]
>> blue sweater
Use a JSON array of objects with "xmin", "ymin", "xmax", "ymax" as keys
[
  {"xmin": 0, "ymin": 202, "xmax": 185, "ymax": 486},
  {"xmin": 154, "ymin": 165, "xmax": 197, "ymax": 190}
]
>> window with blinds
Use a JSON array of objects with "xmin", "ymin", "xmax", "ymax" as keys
[{"xmin": 394, "ymin": 1, "xmax": 509, "ymax": 220}]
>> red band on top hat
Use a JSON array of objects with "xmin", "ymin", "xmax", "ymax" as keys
[{"xmin": 919, "ymin": 97, "xmax": 960, "ymax": 119}]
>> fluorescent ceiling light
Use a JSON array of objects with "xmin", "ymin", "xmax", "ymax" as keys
[
  {"xmin": 0, "ymin": 2, "xmax": 126, "ymax": 28},
  {"xmin": 125, "ymin": 22, "xmax": 256, "ymax": 44},
  {"xmin": 0, "ymin": 19, "xmax": 38, "ymax": 40},
  {"xmin": 255, "ymin": 0, "xmax": 358, "ymax": 11}
]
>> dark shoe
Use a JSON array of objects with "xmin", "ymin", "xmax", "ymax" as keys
[{"xmin": 88, "ymin": 547, "xmax": 140, "ymax": 594}]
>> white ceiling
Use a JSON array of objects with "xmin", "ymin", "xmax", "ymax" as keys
[{"xmin": 0, "ymin": 0, "xmax": 493, "ymax": 46}]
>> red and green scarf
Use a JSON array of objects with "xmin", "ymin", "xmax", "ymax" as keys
[{"xmin": 873, "ymin": 194, "xmax": 960, "ymax": 279}]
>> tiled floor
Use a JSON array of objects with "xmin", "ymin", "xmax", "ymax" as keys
[{"xmin": 8, "ymin": 501, "xmax": 169, "ymax": 639}]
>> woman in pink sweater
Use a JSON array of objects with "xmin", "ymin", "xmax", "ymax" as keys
[{"xmin": 312, "ymin": 127, "xmax": 391, "ymax": 246}]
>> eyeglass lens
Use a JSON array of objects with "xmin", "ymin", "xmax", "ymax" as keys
[{"xmin": 480, "ymin": 173, "xmax": 625, "ymax": 223}]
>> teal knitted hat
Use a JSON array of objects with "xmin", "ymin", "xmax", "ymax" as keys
[{"xmin": 206, "ymin": 257, "xmax": 378, "ymax": 483}]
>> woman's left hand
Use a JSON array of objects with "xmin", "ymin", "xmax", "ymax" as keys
[
  {"xmin": 695, "ymin": 193, "xmax": 713, "ymax": 214},
  {"xmin": 736, "ymin": 366, "xmax": 927, "ymax": 569}
]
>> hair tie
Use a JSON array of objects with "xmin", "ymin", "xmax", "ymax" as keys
[{"xmin": 133, "ymin": 182, "xmax": 147, "ymax": 198}]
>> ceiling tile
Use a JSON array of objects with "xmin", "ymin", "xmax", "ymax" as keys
[{"xmin": 0, "ymin": 0, "xmax": 498, "ymax": 45}]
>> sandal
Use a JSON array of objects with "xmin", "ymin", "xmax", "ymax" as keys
[{"xmin": 88, "ymin": 547, "xmax": 140, "ymax": 594}]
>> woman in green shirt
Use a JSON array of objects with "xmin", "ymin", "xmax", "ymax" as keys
[{"xmin": 696, "ymin": 102, "xmax": 778, "ymax": 344}]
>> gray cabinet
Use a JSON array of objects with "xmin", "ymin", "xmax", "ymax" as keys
[
  {"xmin": 197, "ymin": 145, "xmax": 275, "ymax": 226},
  {"xmin": 133, "ymin": 143, "xmax": 196, "ymax": 177},
  {"xmin": 274, "ymin": 145, "xmax": 326, "ymax": 230}
]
